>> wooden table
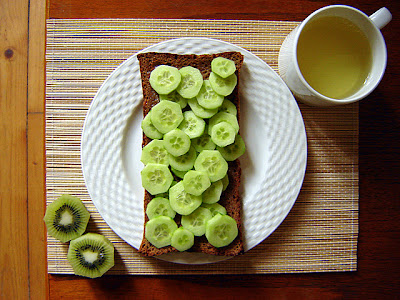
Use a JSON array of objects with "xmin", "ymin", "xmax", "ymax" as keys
[{"xmin": 1, "ymin": 0, "xmax": 399, "ymax": 298}]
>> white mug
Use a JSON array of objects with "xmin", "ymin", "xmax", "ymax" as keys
[{"xmin": 278, "ymin": 5, "xmax": 392, "ymax": 106}]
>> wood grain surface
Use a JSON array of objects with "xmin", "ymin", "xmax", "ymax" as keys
[
  {"xmin": 1, "ymin": 0, "xmax": 399, "ymax": 298},
  {"xmin": 1, "ymin": 0, "xmax": 29, "ymax": 299}
]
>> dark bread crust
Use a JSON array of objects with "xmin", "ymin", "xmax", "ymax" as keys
[{"xmin": 138, "ymin": 51, "xmax": 244, "ymax": 257}]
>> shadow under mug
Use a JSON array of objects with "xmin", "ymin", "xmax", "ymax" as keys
[{"xmin": 278, "ymin": 5, "xmax": 392, "ymax": 106}]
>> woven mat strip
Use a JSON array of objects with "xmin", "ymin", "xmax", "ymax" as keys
[{"xmin": 45, "ymin": 19, "xmax": 358, "ymax": 275}]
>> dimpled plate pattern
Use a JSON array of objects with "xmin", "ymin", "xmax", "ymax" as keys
[{"xmin": 81, "ymin": 37, "xmax": 307, "ymax": 264}]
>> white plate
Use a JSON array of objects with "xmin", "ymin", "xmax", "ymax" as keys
[{"xmin": 81, "ymin": 37, "xmax": 307, "ymax": 265}]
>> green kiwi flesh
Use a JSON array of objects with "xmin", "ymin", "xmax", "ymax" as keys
[
  {"xmin": 43, "ymin": 194, "xmax": 90, "ymax": 242},
  {"xmin": 67, "ymin": 233, "xmax": 115, "ymax": 278}
]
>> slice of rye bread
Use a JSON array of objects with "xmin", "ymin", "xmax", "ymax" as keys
[{"xmin": 137, "ymin": 51, "xmax": 244, "ymax": 257}]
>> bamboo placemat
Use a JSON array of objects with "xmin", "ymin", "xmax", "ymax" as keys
[{"xmin": 45, "ymin": 19, "xmax": 358, "ymax": 275}]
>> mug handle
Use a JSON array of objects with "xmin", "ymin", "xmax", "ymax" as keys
[{"xmin": 369, "ymin": 7, "xmax": 392, "ymax": 29}]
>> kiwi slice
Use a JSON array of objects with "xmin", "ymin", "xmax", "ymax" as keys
[
  {"xmin": 67, "ymin": 233, "xmax": 115, "ymax": 278},
  {"xmin": 43, "ymin": 194, "xmax": 90, "ymax": 242}
]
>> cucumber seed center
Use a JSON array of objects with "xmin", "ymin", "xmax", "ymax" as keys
[
  {"xmin": 148, "ymin": 170, "xmax": 165, "ymax": 184},
  {"xmin": 179, "ymin": 235, "xmax": 189, "ymax": 244},
  {"xmin": 158, "ymin": 71, "xmax": 174, "ymax": 87},
  {"xmin": 181, "ymin": 75, "xmax": 195, "ymax": 89},
  {"xmin": 155, "ymin": 224, "xmax": 169, "ymax": 239},
  {"xmin": 190, "ymin": 175, "xmax": 204, "ymax": 190},
  {"xmin": 171, "ymin": 137, "xmax": 184, "ymax": 149},
  {"xmin": 201, "ymin": 157, "xmax": 220, "ymax": 174},
  {"xmin": 160, "ymin": 108, "xmax": 176, "ymax": 125},
  {"xmin": 215, "ymin": 224, "xmax": 230, "ymax": 240},
  {"xmin": 150, "ymin": 147, "xmax": 167, "ymax": 163},
  {"xmin": 155, "ymin": 204, "xmax": 169, "ymax": 217},
  {"xmin": 177, "ymin": 191, "xmax": 194, "ymax": 206}
]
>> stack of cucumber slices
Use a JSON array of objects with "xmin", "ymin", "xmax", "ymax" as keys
[
  {"xmin": 44, "ymin": 194, "xmax": 115, "ymax": 278},
  {"xmin": 141, "ymin": 57, "xmax": 246, "ymax": 252}
]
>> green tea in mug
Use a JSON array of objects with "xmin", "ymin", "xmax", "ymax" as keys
[{"xmin": 297, "ymin": 15, "xmax": 372, "ymax": 99}]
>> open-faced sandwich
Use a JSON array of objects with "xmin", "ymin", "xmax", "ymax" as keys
[{"xmin": 137, "ymin": 51, "xmax": 246, "ymax": 257}]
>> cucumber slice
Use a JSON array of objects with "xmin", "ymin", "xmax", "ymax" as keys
[
  {"xmin": 149, "ymin": 65, "xmax": 181, "ymax": 95},
  {"xmin": 202, "ymin": 180, "xmax": 223, "ymax": 204},
  {"xmin": 187, "ymin": 97, "xmax": 218, "ymax": 119},
  {"xmin": 217, "ymin": 134, "xmax": 246, "ymax": 161},
  {"xmin": 196, "ymin": 80, "xmax": 224, "ymax": 109},
  {"xmin": 141, "ymin": 163, "xmax": 173, "ymax": 195},
  {"xmin": 159, "ymin": 91, "xmax": 188, "ymax": 109},
  {"xmin": 178, "ymin": 111, "xmax": 206, "ymax": 139},
  {"xmin": 210, "ymin": 121, "xmax": 236, "ymax": 147},
  {"xmin": 169, "ymin": 181, "xmax": 202, "ymax": 215},
  {"xmin": 194, "ymin": 150, "xmax": 228, "ymax": 182},
  {"xmin": 219, "ymin": 99, "xmax": 237, "ymax": 116},
  {"xmin": 182, "ymin": 170, "xmax": 211, "ymax": 196},
  {"xmin": 169, "ymin": 146, "xmax": 197, "ymax": 172},
  {"xmin": 163, "ymin": 128, "xmax": 191, "ymax": 157},
  {"xmin": 211, "ymin": 57, "xmax": 236, "ymax": 78},
  {"xmin": 140, "ymin": 140, "xmax": 169, "ymax": 166},
  {"xmin": 201, "ymin": 203, "xmax": 227, "ymax": 217},
  {"xmin": 209, "ymin": 72, "xmax": 237, "ymax": 97},
  {"xmin": 146, "ymin": 197, "xmax": 176, "ymax": 220},
  {"xmin": 208, "ymin": 112, "xmax": 239, "ymax": 135},
  {"xmin": 171, "ymin": 167, "xmax": 188, "ymax": 179},
  {"xmin": 192, "ymin": 133, "xmax": 216, "ymax": 152},
  {"xmin": 171, "ymin": 227, "xmax": 194, "ymax": 252},
  {"xmin": 176, "ymin": 66, "xmax": 203, "ymax": 99},
  {"xmin": 205, "ymin": 214, "xmax": 238, "ymax": 248},
  {"xmin": 145, "ymin": 216, "xmax": 178, "ymax": 248},
  {"xmin": 221, "ymin": 174, "xmax": 229, "ymax": 191},
  {"xmin": 181, "ymin": 207, "xmax": 212, "ymax": 236},
  {"xmin": 150, "ymin": 100, "xmax": 183, "ymax": 134},
  {"xmin": 141, "ymin": 111, "xmax": 163, "ymax": 140}
]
